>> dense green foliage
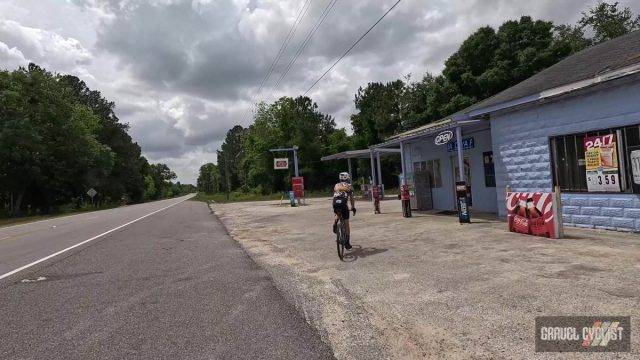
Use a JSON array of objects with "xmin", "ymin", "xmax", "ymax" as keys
[
  {"xmin": 200, "ymin": 2, "xmax": 639, "ymax": 196},
  {"xmin": 197, "ymin": 163, "xmax": 222, "ymax": 194},
  {"xmin": 200, "ymin": 97, "xmax": 350, "ymax": 194},
  {"xmin": 0, "ymin": 64, "xmax": 192, "ymax": 216},
  {"xmin": 579, "ymin": 1, "xmax": 640, "ymax": 44}
]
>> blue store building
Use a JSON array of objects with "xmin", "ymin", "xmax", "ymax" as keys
[{"xmin": 373, "ymin": 31, "xmax": 640, "ymax": 232}]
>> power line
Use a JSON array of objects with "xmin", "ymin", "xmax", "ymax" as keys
[
  {"xmin": 304, "ymin": 0, "xmax": 403, "ymax": 95},
  {"xmin": 257, "ymin": 0, "xmax": 312, "ymax": 97},
  {"xmin": 274, "ymin": 0, "xmax": 338, "ymax": 91},
  {"xmin": 273, "ymin": 0, "xmax": 339, "ymax": 93},
  {"xmin": 240, "ymin": 0, "xmax": 312, "ymax": 125}
]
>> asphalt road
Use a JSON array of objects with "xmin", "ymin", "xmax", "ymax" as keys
[{"xmin": 0, "ymin": 197, "xmax": 334, "ymax": 359}]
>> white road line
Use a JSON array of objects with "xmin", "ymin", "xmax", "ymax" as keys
[
  {"xmin": 0, "ymin": 195, "xmax": 194, "ymax": 281},
  {"xmin": 0, "ymin": 195, "xmax": 192, "ymax": 231}
]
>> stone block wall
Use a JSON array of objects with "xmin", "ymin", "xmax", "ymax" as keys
[{"xmin": 490, "ymin": 81, "xmax": 640, "ymax": 232}]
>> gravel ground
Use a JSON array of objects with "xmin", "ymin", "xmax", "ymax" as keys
[{"xmin": 215, "ymin": 198, "xmax": 640, "ymax": 360}]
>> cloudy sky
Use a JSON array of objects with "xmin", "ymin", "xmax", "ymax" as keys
[{"xmin": 1, "ymin": 0, "xmax": 638, "ymax": 183}]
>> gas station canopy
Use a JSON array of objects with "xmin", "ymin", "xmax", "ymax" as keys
[
  {"xmin": 321, "ymin": 148, "xmax": 401, "ymax": 188},
  {"xmin": 320, "ymin": 148, "xmax": 400, "ymax": 161}
]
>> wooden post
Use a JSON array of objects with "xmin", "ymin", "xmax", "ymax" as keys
[
  {"xmin": 376, "ymin": 151, "xmax": 383, "ymax": 197},
  {"xmin": 456, "ymin": 126, "xmax": 464, "ymax": 182},
  {"xmin": 552, "ymin": 186, "xmax": 564, "ymax": 239},
  {"xmin": 369, "ymin": 151, "xmax": 376, "ymax": 186},
  {"xmin": 400, "ymin": 141, "xmax": 406, "ymax": 186}
]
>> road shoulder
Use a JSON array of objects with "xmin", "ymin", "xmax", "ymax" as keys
[{"xmin": 215, "ymin": 197, "xmax": 640, "ymax": 359}]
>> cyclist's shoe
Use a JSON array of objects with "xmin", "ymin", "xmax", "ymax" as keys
[
  {"xmin": 332, "ymin": 223, "xmax": 338, "ymax": 234},
  {"xmin": 345, "ymin": 243, "xmax": 352, "ymax": 250}
]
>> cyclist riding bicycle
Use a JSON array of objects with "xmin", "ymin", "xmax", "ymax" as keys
[{"xmin": 332, "ymin": 172, "xmax": 356, "ymax": 249}]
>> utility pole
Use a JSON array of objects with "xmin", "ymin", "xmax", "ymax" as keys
[
  {"xmin": 293, "ymin": 146, "xmax": 299, "ymax": 177},
  {"xmin": 225, "ymin": 152, "xmax": 231, "ymax": 201}
]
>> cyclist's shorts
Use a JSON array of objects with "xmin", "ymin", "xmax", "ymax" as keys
[{"xmin": 332, "ymin": 196, "xmax": 350, "ymax": 220}]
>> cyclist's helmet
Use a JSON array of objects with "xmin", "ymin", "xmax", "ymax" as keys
[{"xmin": 339, "ymin": 172, "xmax": 351, "ymax": 183}]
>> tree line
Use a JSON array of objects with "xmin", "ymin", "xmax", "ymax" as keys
[
  {"xmin": 0, "ymin": 64, "xmax": 194, "ymax": 217},
  {"xmin": 198, "ymin": 1, "xmax": 639, "ymax": 196}
]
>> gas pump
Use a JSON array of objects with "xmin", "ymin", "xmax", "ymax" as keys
[
  {"xmin": 401, "ymin": 184, "xmax": 411, "ymax": 218},
  {"xmin": 372, "ymin": 184, "xmax": 382, "ymax": 214}
]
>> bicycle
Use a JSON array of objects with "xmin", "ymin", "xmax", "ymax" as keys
[{"xmin": 335, "ymin": 214, "xmax": 348, "ymax": 261}]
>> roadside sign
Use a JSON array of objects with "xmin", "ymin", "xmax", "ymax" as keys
[
  {"xmin": 274, "ymin": 158, "xmax": 289, "ymax": 170},
  {"xmin": 87, "ymin": 188, "xmax": 97, "ymax": 198}
]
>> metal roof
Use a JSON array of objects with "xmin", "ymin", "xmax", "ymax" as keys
[
  {"xmin": 321, "ymin": 148, "xmax": 400, "ymax": 161},
  {"xmin": 372, "ymin": 117, "xmax": 489, "ymax": 148}
]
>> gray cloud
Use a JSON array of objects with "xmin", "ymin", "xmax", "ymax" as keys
[
  {"xmin": 95, "ymin": 0, "xmax": 269, "ymax": 99},
  {"xmin": 0, "ymin": 19, "xmax": 92, "ymax": 73},
  {"xmin": 2, "ymin": 0, "xmax": 640, "ymax": 183}
]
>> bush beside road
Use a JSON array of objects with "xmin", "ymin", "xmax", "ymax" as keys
[{"xmin": 214, "ymin": 198, "xmax": 640, "ymax": 359}]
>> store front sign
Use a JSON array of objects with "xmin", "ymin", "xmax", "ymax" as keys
[
  {"xmin": 447, "ymin": 137, "xmax": 475, "ymax": 152},
  {"xmin": 584, "ymin": 134, "xmax": 620, "ymax": 192},
  {"xmin": 434, "ymin": 130, "xmax": 454, "ymax": 145}
]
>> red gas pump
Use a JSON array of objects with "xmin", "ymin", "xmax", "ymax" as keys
[{"xmin": 400, "ymin": 184, "xmax": 411, "ymax": 218}]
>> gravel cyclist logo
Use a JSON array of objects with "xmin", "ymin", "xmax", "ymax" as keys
[{"xmin": 535, "ymin": 316, "xmax": 630, "ymax": 352}]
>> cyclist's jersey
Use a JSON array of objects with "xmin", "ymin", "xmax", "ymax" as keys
[{"xmin": 333, "ymin": 182, "xmax": 353, "ymax": 199}]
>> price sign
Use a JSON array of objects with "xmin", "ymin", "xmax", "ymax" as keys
[{"xmin": 583, "ymin": 134, "xmax": 620, "ymax": 192}]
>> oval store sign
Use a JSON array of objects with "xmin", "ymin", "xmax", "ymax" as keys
[{"xmin": 434, "ymin": 130, "xmax": 454, "ymax": 145}]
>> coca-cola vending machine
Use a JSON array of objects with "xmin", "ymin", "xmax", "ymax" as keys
[
  {"xmin": 400, "ymin": 184, "xmax": 411, "ymax": 218},
  {"xmin": 456, "ymin": 181, "xmax": 470, "ymax": 223}
]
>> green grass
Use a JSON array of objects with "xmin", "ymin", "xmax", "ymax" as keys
[
  {"xmin": 191, "ymin": 190, "xmax": 334, "ymax": 203},
  {"xmin": 0, "ymin": 193, "xmax": 192, "ymax": 228},
  {"xmin": 0, "ymin": 203, "xmax": 120, "ymax": 228},
  {"xmin": 191, "ymin": 188, "xmax": 402, "ymax": 204},
  {"xmin": 191, "ymin": 192, "xmax": 282, "ymax": 203}
]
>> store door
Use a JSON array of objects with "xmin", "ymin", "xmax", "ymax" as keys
[
  {"xmin": 451, "ymin": 156, "xmax": 472, "ymax": 209},
  {"xmin": 414, "ymin": 169, "xmax": 433, "ymax": 210}
]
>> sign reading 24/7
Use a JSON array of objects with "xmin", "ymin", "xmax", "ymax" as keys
[
  {"xmin": 447, "ymin": 137, "xmax": 475, "ymax": 152},
  {"xmin": 584, "ymin": 134, "xmax": 620, "ymax": 192}
]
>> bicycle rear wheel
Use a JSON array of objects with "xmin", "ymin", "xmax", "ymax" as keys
[{"xmin": 336, "ymin": 220, "xmax": 345, "ymax": 261}]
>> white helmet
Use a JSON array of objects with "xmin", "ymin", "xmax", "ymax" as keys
[{"xmin": 339, "ymin": 172, "xmax": 351, "ymax": 182}]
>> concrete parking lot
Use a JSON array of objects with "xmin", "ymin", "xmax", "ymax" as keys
[{"xmin": 214, "ymin": 198, "xmax": 640, "ymax": 359}]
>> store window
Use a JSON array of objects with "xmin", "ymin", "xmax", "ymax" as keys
[
  {"xmin": 483, "ymin": 151, "xmax": 496, "ymax": 187},
  {"xmin": 413, "ymin": 159, "xmax": 442, "ymax": 188},
  {"xmin": 549, "ymin": 125, "xmax": 640, "ymax": 193}
]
